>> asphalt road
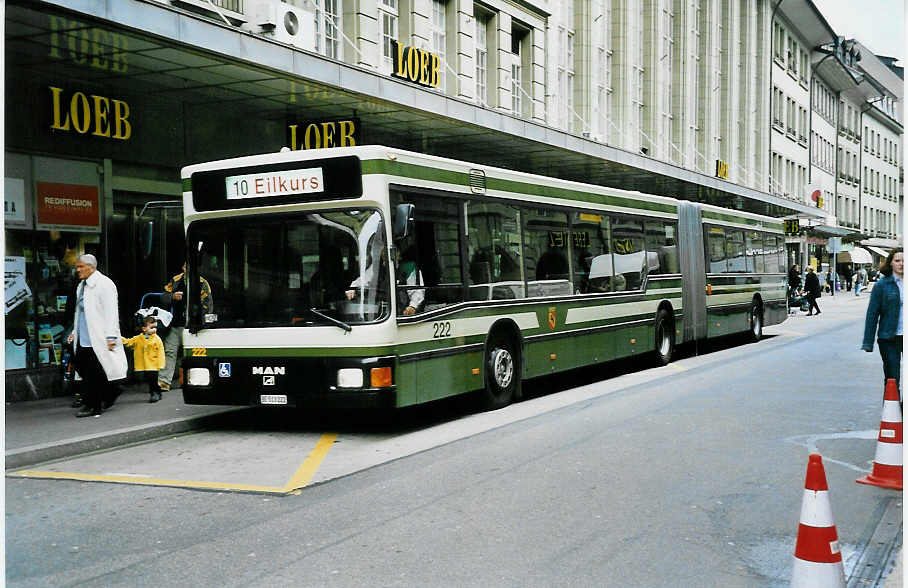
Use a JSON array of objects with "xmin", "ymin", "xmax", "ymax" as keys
[{"xmin": 6, "ymin": 297, "xmax": 901, "ymax": 587}]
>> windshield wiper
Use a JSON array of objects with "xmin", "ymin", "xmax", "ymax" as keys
[{"xmin": 309, "ymin": 308, "xmax": 352, "ymax": 332}]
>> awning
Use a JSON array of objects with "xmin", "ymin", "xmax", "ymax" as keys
[
  {"xmin": 865, "ymin": 246, "xmax": 890, "ymax": 258},
  {"xmin": 807, "ymin": 224, "xmax": 857, "ymax": 238},
  {"xmin": 839, "ymin": 248, "xmax": 873, "ymax": 264}
]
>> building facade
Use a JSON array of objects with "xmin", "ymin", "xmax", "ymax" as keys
[{"xmin": 4, "ymin": 0, "xmax": 901, "ymax": 398}]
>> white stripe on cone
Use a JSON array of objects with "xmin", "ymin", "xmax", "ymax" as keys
[
  {"xmin": 791, "ymin": 558, "xmax": 846, "ymax": 588},
  {"xmin": 873, "ymin": 441, "xmax": 903, "ymax": 467},
  {"xmin": 881, "ymin": 399, "xmax": 901, "ymax": 423},
  {"xmin": 799, "ymin": 490, "xmax": 834, "ymax": 527}
]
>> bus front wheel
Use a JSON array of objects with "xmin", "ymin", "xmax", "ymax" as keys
[
  {"xmin": 654, "ymin": 308, "xmax": 675, "ymax": 366},
  {"xmin": 482, "ymin": 335, "xmax": 519, "ymax": 410}
]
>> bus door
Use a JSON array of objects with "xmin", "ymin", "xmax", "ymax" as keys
[
  {"xmin": 677, "ymin": 202, "xmax": 707, "ymax": 342},
  {"xmin": 109, "ymin": 197, "xmax": 184, "ymax": 330}
]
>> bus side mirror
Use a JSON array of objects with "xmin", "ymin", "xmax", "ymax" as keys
[
  {"xmin": 139, "ymin": 219, "xmax": 154, "ymax": 260},
  {"xmin": 393, "ymin": 203, "xmax": 414, "ymax": 241}
]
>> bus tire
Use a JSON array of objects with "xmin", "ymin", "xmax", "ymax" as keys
[
  {"xmin": 482, "ymin": 333, "xmax": 519, "ymax": 410},
  {"xmin": 748, "ymin": 300, "xmax": 763, "ymax": 342},
  {"xmin": 654, "ymin": 308, "xmax": 675, "ymax": 366}
]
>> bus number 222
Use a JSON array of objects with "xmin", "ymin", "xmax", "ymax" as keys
[{"xmin": 433, "ymin": 321, "xmax": 452, "ymax": 338}]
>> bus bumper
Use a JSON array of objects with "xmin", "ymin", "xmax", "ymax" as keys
[{"xmin": 181, "ymin": 354, "xmax": 398, "ymax": 410}]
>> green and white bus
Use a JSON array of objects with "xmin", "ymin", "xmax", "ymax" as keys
[{"xmin": 179, "ymin": 146, "xmax": 787, "ymax": 410}]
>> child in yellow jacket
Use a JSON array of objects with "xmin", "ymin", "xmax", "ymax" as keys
[{"xmin": 122, "ymin": 317, "xmax": 166, "ymax": 403}]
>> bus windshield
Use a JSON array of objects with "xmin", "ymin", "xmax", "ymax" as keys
[{"xmin": 188, "ymin": 209, "xmax": 390, "ymax": 328}]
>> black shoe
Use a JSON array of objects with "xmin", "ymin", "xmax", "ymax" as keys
[
  {"xmin": 816, "ymin": 310, "xmax": 821, "ymax": 314},
  {"xmin": 76, "ymin": 407, "xmax": 94, "ymax": 418},
  {"xmin": 149, "ymin": 391, "xmax": 161, "ymax": 403},
  {"xmin": 807, "ymin": 312, "xmax": 813, "ymax": 316},
  {"xmin": 71, "ymin": 398, "xmax": 83, "ymax": 408}
]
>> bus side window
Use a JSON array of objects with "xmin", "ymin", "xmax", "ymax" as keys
[
  {"xmin": 610, "ymin": 215, "xmax": 646, "ymax": 290},
  {"xmin": 645, "ymin": 220, "xmax": 679, "ymax": 275},
  {"xmin": 725, "ymin": 229, "xmax": 746, "ymax": 273},
  {"xmin": 390, "ymin": 192, "xmax": 466, "ymax": 313},
  {"xmin": 523, "ymin": 208, "xmax": 571, "ymax": 298},
  {"xmin": 745, "ymin": 231, "xmax": 762, "ymax": 273},
  {"xmin": 706, "ymin": 226, "xmax": 727, "ymax": 274},
  {"xmin": 466, "ymin": 201, "xmax": 524, "ymax": 300}
]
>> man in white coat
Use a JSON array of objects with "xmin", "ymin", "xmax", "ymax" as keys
[{"xmin": 66, "ymin": 254, "xmax": 128, "ymax": 417}]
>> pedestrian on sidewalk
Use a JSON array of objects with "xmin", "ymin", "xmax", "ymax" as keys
[
  {"xmin": 157, "ymin": 261, "xmax": 212, "ymax": 392},
  {"xmin": 788, "ymin": 264, "xmax": 802, "ymax": 292},
  {"xmin": 862, "ymin": 247, "xmax": 903, "ymax": 396},
  {"xmin": 66, "ymin": 254, "xmax": 128, "ymax": 417},
  {"xmin": 854, "ymin": 266, "xmax": 864, "ymax": 296},
  {"xmin": 122, "ymin": 316, "xmax": 165, "ymax": 403},
  {"xmin": 804, "ymin": 266, "xmax": 822, "ymax": 316}
]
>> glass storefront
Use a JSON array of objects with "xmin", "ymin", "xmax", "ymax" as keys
[{"xmin": 5, "ymin": 229, "xmax": 98, "ymax": 370}]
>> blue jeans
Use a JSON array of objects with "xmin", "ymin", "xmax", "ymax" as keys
[{"xmin": 878, "ymin": 336, "xmax": 902, "ymax": 398}]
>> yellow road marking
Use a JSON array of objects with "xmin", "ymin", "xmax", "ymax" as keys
[
  {"xmin": 665, "ymin": 363, "xmax": 688, "ymax": 372},
  {"xmin": 9, "ymin": 470, "xmax": 289, "ymax": 494},
  {"xmin": 283, "ymin": 433, "xmax": 338, "ymax": 492},
  {"xmin": 9, "ymin": 432, "xmax": 340, "ymax": 496}
]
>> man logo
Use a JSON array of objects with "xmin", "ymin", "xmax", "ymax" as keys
[
  {"xmin": 262, "ymin": 375, "xmax": 275, "ymax": 386},
  {"xmin": 218, "ymin": 363, "xmax": 231, "ymax": 377},
  {"xmin": 252, "ymin": 366, "xmax": 286, "ymax": 375}
]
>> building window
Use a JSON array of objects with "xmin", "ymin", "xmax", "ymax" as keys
[
  {"xmin": 512, "ymin": 24, "xmax": 530, "ymax": 117},
  {"xmin": 557, "ymin": 0, "xmax": 575, "ymax": 130},
  {"xmin": 430, "ymin": 0, "xmax": 447, "ymax": 92},
  {"xmin": 379, "ymin": 0, "xmax": 399, "ymax": 73},
  {"xmin": 314, "ymin": 0, "xmax": 341, "ymax": 60},
  {"xmin": 475, "ymin": 10, "xmax": 489, "ymax": 106},
  {"xmin": 661, "ymin": 5, "xmax": 673, "ymax": 153}
]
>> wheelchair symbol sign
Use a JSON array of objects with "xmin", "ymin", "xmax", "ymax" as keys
[{"xmin": 218, "ymin": 363, "xmax": 231, "ymax": 377}]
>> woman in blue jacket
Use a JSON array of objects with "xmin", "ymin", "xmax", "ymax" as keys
[{"xmin": 862, "ymin": 247, "xmax": 904, "ymax": 394}]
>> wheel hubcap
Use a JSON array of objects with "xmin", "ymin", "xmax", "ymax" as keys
[
  {"xmin": 491, "ymin": 348, "xmax": 514, "ymax": 389},
  {"xmin": 752, "ymin": 310, "xmax": 761, "ymax": 334},
  {"xmin": 658, "ymin": 325, "xmax": 671, "ymax": 356}
]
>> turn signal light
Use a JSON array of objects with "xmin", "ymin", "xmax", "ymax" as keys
[{"xmin": 370, "ymin": 367, "xmax": 392, "ymax": 387}]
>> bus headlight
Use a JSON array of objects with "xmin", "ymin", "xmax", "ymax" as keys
[
  {"xmin": 187, "ymin": 368, "xmax": 211, "ymax": 386},
  {"xmin": 337, "ymin": 368, "xmax": 364, "ymax": 388}
]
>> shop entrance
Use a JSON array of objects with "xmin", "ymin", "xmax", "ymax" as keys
[{"xmin": 109, "ymin": 196, "xmax": 184, "ymax": 333}]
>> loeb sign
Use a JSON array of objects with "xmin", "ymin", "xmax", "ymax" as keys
[{"xmin": 390, "ymin": 40, "xmax": 441, "ymax": 88}]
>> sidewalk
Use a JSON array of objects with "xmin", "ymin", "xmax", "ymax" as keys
[{"xmin": 5, "ymin": 385, "xmax": 243, "ymax": 470}]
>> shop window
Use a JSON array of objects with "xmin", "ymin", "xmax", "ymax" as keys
[{"xmin": 5, "ymin": 230, "xmax": 97, "ymax": 371}]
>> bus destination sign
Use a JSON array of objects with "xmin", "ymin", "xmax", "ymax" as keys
[{"xmin": 225, "ymin": 168, "xmax": 324, "ymax": 200}]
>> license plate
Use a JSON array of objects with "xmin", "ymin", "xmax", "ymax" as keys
[{"xmin": 260, "ymin": 394, "xmax": 288, "ymax": 405}]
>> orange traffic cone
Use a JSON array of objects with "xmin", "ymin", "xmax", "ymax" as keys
[
  {"xmin": 856, "ymin": 378, "xmax": 903, "ymax": 490},
  {"xmin": 791, "ymin": 454, "xmax": 846, "ymax": 588}
]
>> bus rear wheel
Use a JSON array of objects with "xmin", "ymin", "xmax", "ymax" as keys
[
  {"xmin": 748, "ymin": 302, "xmax": 763, "ymax": 342},
  {"xmin": 654, "ymin": 308, "xmax": 675, "ymax": 366},
  {"xmin": 481, "ymin": 335, "xmax": 519, "ymax": 410}
]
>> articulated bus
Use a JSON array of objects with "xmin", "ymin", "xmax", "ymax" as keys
[{"xmin": 178, "ymin": 146, "xmax": 787, "ymax": 410}]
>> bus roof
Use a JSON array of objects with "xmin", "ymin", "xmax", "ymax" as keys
[{"xmin": 182, "ymin": 146, "xmax": 783, "ymax": 228}]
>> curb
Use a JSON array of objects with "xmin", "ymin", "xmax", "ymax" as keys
[{"xmin": 5, "ymin": 408, "xmax": 244, "ymax": 470}]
